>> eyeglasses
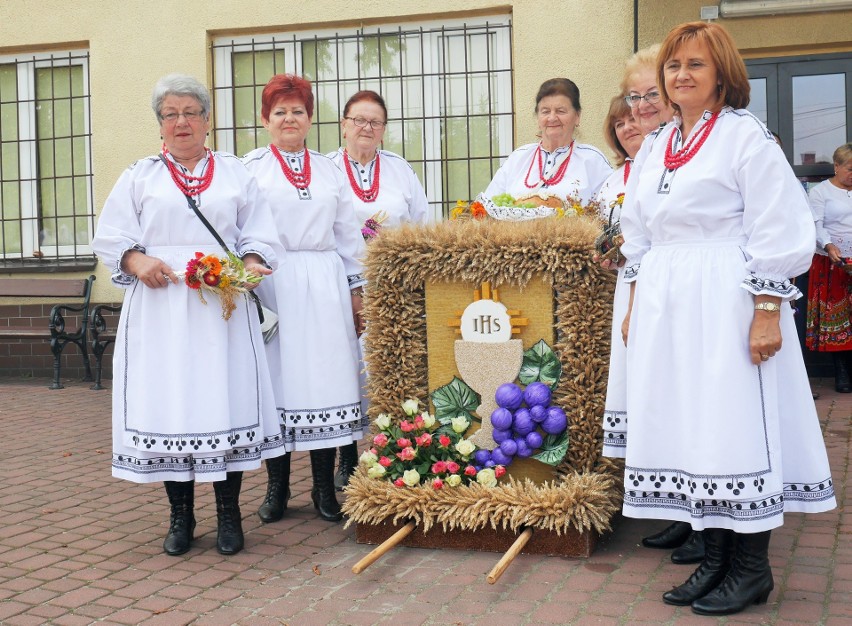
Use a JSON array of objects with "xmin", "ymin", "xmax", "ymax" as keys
[
  {"xmin": 624, "ymin": 91, "xmax": 661, "ymax": 107},
  {"xmin": 161, "ymin": 111, "xmax": 205, "ymax": 123},
  {"xmin": 344, "ymin": 117, "xmax": 387, "ymax": 130}
]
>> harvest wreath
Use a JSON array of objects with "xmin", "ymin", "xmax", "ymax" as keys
[{"xmin": 341, "ymin": 217, "xmax": 622, "ymax": 544}]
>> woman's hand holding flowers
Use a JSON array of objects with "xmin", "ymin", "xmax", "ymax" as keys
[
  {"xmin": 240, "ymin": 253, "xmax": 272, "ymax": 290},
  {"xmin": 122, "ymin": 250, "xmax": 176, "ymax": 289}
]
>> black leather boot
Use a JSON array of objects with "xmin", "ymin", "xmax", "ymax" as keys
[
  {"xmin": 642, "ymin": 521, "xmax": 692, "ymax": 549},
  {"xmin": 213, "ymin": 472, "xmax": 244, "ymax": 555},
  {"xmin": 334, "ymin": 442, "xmax": 359, "ymax": 491},
  {"xmin": 671, "ymin": 530, "xmax": 706, "ymax": 564},
  {"xmin": 257, "ymin": 454, "xmax": 291, "ymax": 523},
  {"xmin": 310, "ymin": 448, "xmax": 343, "ymax": 522},
  {"xmin": 834, "ymin": 353, "xmax": 851, "ymax": 393},
  {"xmin": 163, "ymin": 480, "xmax": 196, "ymax": 556},
  {"xmin": 692, "ymin": 530, "xmax": 774, "ymax": 615},
  {"xmin": 663, "ymin": 528, "xmax": 733, "ymax": 606}
]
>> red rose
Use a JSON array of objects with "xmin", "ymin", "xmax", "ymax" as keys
[{"xmin": 464, "ymin": 465, "xmax": 477, "ymax": 476}]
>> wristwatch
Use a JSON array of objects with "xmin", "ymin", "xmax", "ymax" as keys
[{"xmin": 754, "ymin": 302, "xmax": 781, "ymax": 312}]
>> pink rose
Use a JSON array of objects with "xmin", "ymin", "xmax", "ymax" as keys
[
  {"xmin": 415, "ymin": 433, "xmax": 433, "ymax": 447},
  {"xmin": 369, "ymin": 448, "xmax": 378, "ymax": 455},
  {"xmin": 438, "ymin": 435, "xmax": 452, "ymax": 447},
  {"xmin": 393, "ymin": 478, "xmax": 405, "ymax": 487},
  {"xmin": 373, "ymin": 433, "xmax": 389, "ymax": 447},
  {"xmin": 431, "ymin": 461, "xmax": 447, "ymax": 474},
  {"xmin": 413, "ymin": 415, "xmax": 425, "ymax": 429},
  {"xmin": 432, "ymin": 478, "xmax": 444, "ymax": 490},
  {"xmin": 396, "ymin": 438, "xmax": 412, "ymax": 448},
  {"xmin": 464, "ymin": 465, "xmax": 477, "ymax": 476},
  {"xmin": 399, "ymin": 420, "xmax": 415, "ymax": 432},
  {"xmin": 378, "ymin": 456, "xmax": 392, "ymax": 467},
  {"xmin": 396, "ymin": 446, "xmax": 416, "ymax": 461},
  {"xmin": 494, "ymin": 465, "xmax": 507, "ymax": 478},
  {"xmin": 446, "ymin": 461, "xmax": 460, "ymax": 474}
]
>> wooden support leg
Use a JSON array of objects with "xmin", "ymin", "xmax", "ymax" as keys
[
  {"xmin": 487, "ymin": 527, "xmax": 534, "ymax": 584},
  {"xmin": 352, "ymin": 521, "xmax": 416, "ymax": 574}
]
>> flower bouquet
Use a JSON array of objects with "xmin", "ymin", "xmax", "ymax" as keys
[
  {"xmin": 450, "ymin": 199, "xmax": 489, "ymax": 221},
  {"xmin": 360, "ymin": 399, "xmax": 506, "ymax": 489},
  {"xmin": 178, "ymin": 251, "xmax": 263, "ymax": 320},
  {"xmin": 362, "ymin": 210, "xmax": 388, "ymax": 241}
]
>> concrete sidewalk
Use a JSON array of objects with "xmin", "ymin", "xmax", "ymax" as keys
[{"xmin": 0, "ymin": 376, "xmax": 847, "ymax": 626}]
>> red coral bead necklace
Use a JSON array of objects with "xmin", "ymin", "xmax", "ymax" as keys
[
  {"xmin": 162, "ymin": 145, "xmax": 215, "ymax": 197},
  {"xmin": 524, "ymin": 141, "xmax": 574, "ymax": 189},
  {"xmin": 663, "ymin": 111, "xmax": 720, "ymax": 170},
  {"xmin": 270, "ymin": 144, "xmax": 311, "ymax": 189},
  {"xmin": 344, "ymin": 149, "xmax": 381, "ymax": 202}
]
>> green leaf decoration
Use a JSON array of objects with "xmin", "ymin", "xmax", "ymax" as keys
[
  {"xmin": 531, "ymin": 432, "xmax": 569, "ymax": 466},
  {"xmin": 519, "ymin": 339, "xmax": 562, "ymax": 389},
  {"xmin": 431, "ymin": 376, "xmax": 481, "ymax": 424}
]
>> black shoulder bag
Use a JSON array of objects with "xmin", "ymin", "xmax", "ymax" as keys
[{"xmin": 159, "ymin": 154, "xmax": 278, "ymax": 342}]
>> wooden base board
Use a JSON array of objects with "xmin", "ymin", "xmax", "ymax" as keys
[{"xmin": 355, "ymin": 521, "xmax": 600, "ymax": 558}]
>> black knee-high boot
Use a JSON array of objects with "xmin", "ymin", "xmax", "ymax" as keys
[
  {"xmin": 213, "ymin": 472, "xmax": 244, "ymax": 555},
  {"xmin": 663, "ymin": 528, "xmax": 733, "ymax": 606},
  {"xmin": 691, "ymin": 530, "xmax": 774, "ymax": 615},
  {"xmin": 163, "ymin": 480, "xmax": 196, "ymax": 556},
  {"xmin": 834, "ymin": 353, "xmax": 851, "ymax": 393},
  {"xmin": 257, "ymin": 454, "xmax": 291, "ymax": 523},
  {"xmin": 334, "ymin": 442, "xmax": 359, "ymax": 491},
  {"xmin": 310, "ymin": 448, "xmax": 343, "ymax": 522},
  {"xmin": 671, "ymin": 530, "xmax": 706, "ymax": 564}
]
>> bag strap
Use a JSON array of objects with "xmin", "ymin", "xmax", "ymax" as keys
[{"xmin": 158, "ymin": 153, "xmax": 265, "ymax": 323}]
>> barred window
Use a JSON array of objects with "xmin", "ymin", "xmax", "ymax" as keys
[
  {"xmin": 212, "ymin": 16, "xmax": 514, "ymax": 220},
  {"xmin": 0, "ymin": 50, "xmax": 94, "ymax": 270}
]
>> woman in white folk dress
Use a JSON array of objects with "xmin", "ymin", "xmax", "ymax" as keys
[
  {"xmin": 604, "ymin": 46, "xmax": 707, "ymax": 565},
  {"xmin": 244, "ymin": 74, "xmax": 367, "ymax": 523},
  {"xmin": 91, "ymin": 74, "xmax": 287, "ymax": 557},
  {"xmin": 620, "ymin": 22, "xmax": 835, "ymax": 615},
  {"xmin": 327, "ymin": 89, "xmax": 429, "ymax": 489},
  {"xmin": 484, "ymin": 78, "xmax": 612, "ymax": 205}
]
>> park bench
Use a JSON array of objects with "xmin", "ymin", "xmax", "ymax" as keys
[
  {"xmin": 90, "ymin": 303, "xmax": 122, "ymax": 390},
  {"xmin": 0, "ymin": 275, "xmax": 95, "ymax": 389}
]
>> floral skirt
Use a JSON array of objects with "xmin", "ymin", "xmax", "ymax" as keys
[{"xmin": 805, "ymin": 254, "xmax": 852, "ymax": 351}]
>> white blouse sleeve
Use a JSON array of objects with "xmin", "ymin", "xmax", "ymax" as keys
[
  {"xmin": 809, "ymin": 183, "xmax": 831, "ymax": 252},
  {"xmin": 407, "ymin": 166, "xmax": 430, "ymax": 224},
  {"xmin": 738, "ymin": 141, "xmax": 815, "ymax": 300},
  {"xmin": 618, "ymin": 137, "xmax": 655, "ymax": 283},
  {"xmin": 234, "ymin": 170, "xmax": 281, "ymax": 271},
  {"xmin": 484, "ymin": 158, "xmax": 510, "ymax": 197},
  {"xmin": 91, "ymin": 164, "xmax": 146, "ymax": 288},
  {"xmin": 331, "ymin": 168, "xmax": 368, "ymax": 289}
]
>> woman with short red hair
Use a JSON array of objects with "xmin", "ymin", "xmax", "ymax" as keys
[
  {"xmin": 620, "ymin": 22, "xmax": 835, "ymax": 615},
  {"xmin": 244, "ymin": 74, "xmax": 367, "ymax": 524}
]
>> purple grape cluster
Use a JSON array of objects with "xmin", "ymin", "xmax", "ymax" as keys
[{"xmin": 475, "ymin": 382, "xmax": 568, "ymax": 468}]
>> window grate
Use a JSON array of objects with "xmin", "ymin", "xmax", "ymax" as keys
[
  {"xmin": 212, "ymin": 17, "xmax": 514, "ymax": 219},
  {"xmin": 0, "ymin": 49, "xmax": 95, "ymax": 270}
]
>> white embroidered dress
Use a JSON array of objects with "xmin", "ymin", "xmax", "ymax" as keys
[
  {"xmin": 810, "ymin": 178, "xmax": 852, "ymax": 257},
  {"xmin": 484, "ymin": 142, "xmax": 612, "ymax": 206},
  {"xmin": 244, "ymin": 147, "xmax": 368, "ymax": 451},
  {"xmin": 619, "ymin": 107, "xmax": 836, "ymax": 531},
  {"xmin": 327, "ymin": 148, "xmax": 430, "ymax": 227},
  {"xmin": 595, "ymin": 163, "xmax": 630, "ymax": 458},
  {"xmin": 91, "ymin": 152, "xmax": 287, "ymax": 483}
]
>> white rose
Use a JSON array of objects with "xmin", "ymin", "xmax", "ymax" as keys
[
  {"xmin": 420, "ymin": 412, "xmax": 436, "ymax": 428},
  {"xmin": 374, "ymin": 413, "xmax": 392, "ymax": 430},
  {"xmin": 451, "ymin": 415, "xmax": 470, "ymax": 434},
  {"xmin": 367, "ymin": 465, "xmax": 387, "ymax": 479},
  {"xmin": 455, "ymin": 438, "xmax": 476, "ymax": 457},
  {"xmin": 359, "ymin": 450, "xmax": 378, "ymax": 467},
  {"xmin": 476, "ymin": 468, "xmax": 497, "ymax": 488},
  {"xmin": 446, "ymin": 474, "xmax": 462, "ymax": 487},
  {"xmin": 401, "ymin": 399, "xmax": 419, "ymax": 417},
  {"xmin": 402, "ymin": 469, "xmax": 421, "ymax": 486}
]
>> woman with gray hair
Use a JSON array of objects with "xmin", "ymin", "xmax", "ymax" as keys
[{"xmin": 92, "ymin": 74, "xmax": 288, "ymax": 557}]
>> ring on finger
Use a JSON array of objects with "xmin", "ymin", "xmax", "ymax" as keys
[{"xmin": 760, "ymin": 353, "xmax": 769, "ymax": 361}]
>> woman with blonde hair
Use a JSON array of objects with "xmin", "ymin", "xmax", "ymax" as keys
[{"xmin": 620, "ymin": 22, "xmax": 835, "ymax": 615}]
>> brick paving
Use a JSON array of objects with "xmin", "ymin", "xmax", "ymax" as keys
[{"xmin": 0, "ymin": 376, "xmax": 847, "ymax": 626}]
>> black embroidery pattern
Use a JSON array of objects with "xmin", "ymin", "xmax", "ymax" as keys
[
  {"xmin": 624, "ymin": 263, "xmax": 640, "ymax": 280},
  {"xmin": 113, "ymin": 432, "xmax": 286, "ymax": 477},
  {"xmin": 623, "ymin": 465, "xmax": 834, "ymax": 523},
  {"xmin": 279, "ymin": 401, "xmax": 364, "ymax": 445},
  {"xmin": 742, "ymin": 275, "xmax": 799, "ymax": 298},
  {"xmin": 602, "ymin": 410, "xmax": 627, "ymax": 451}
]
